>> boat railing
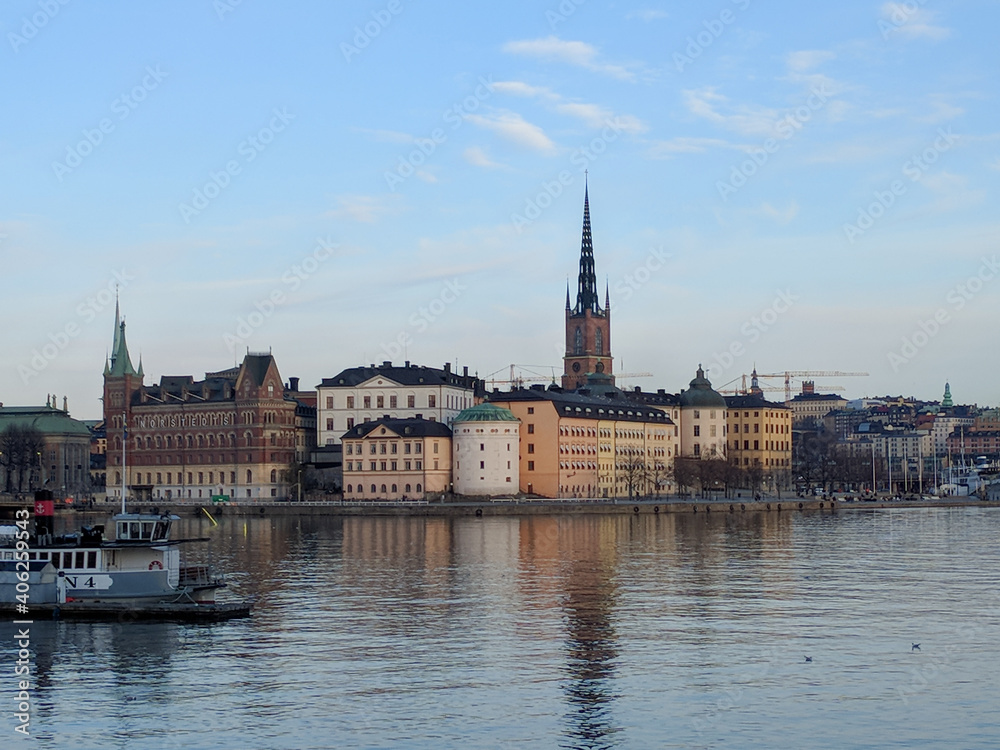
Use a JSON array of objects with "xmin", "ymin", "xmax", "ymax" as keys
[{"xmin": 179, "ymin": 565, "xmax": 219, "ymax": 587}]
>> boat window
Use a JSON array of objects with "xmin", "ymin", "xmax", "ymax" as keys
[
  {"xmin": 129, "ymin": 522, "xmax": 141, "ymax": 539},
  {"xmin": 142, "ymin": 523, "xmax": 154, "ymax": 539},
  {"xmin": 28, "ymin": 552, "xmax": 37, "ymax": 561},
  {"xmin": 62, "ymin": 552, "xmax": 72, "ymax": 568},
  {"xmin": 87, "ymin": 551, "xmax": 97, "ymax": 569},
  {"xmin": 39, "ymin": 552, "xmax": 49, "ymax": 561},
  {"xmin": 75, "ymin": 551, "xmax": 85, "ymax": 569},
  {"xmin": 153, "ymin": 522, "xmax": 169, "ymax": 540}
]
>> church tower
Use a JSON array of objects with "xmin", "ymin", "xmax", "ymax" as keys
[
  {"xmin": 562, "ymin": 179, "xmax": 613, "ymax": 390},
  {"xmin": 102, "ymin": 297, "xmax": 144, "ymax": 496}
]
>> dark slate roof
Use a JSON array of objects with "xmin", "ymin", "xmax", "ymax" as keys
[
  {"xmin": 318, "ymin": 362, "xmax": 484, "ymax": 394},
  {"xmin": 679, "ymin": 366, "xmax": 726, "ymax": 409},
  {"xmin": 129, "ymin": 354, "xmax": 292, "ymax": 407},
  {"xmin": 724, "ymin": 395, "xmax": 791, "ymax": 411},
  {"xmin": 488, "ymin": 386, "xmax": 675, "ymax": 425},
  {"xmin": 342, "ymin": 417, "xmax": 453, "ymax": 440},
  {"xmin": 243, "ymin": 354, "xmax": 273, "ymax": 387},
  {"xmin": 789, "ymin": 392, "xmax": 847, "ymax": 402}
]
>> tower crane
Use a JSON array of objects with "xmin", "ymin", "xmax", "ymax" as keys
[{"xmin": 755, "ymin": 371, "xmax": 870, "ymax": 401}]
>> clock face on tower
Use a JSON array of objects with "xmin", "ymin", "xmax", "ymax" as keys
[{"xmin": 572, "ymin": 362, "xmax": 581, "ymax": 373}]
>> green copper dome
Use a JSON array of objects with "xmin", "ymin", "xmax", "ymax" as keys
[
  {"xmin": 679, "ymin": 365, "xmax": 726, "ymax": 409},
  {"xmin": 455, "ymin": 403, "xmax": 519, "ymax": 423}
]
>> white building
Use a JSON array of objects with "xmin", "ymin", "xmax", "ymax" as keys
[
  {"xmin": 678, "ymin": 366, "xmax": 727, "ymax": 459},
  {"xmin": 316, "ymin": 361, "xmax": 483, "ymax": 446},
  {"xmin": 452, "ymin": 403, "xmax": 520, "ymax": 496}
]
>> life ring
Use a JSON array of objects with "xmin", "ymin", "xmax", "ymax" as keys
[{"xmin": 148, "ymin": 560, "xmax": 163, "ymax": 570}]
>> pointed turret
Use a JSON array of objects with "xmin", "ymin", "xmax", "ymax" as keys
[
  {"xmin": 942, "ymin": 382, "xmax": 953, "ymax": 409},
  {"xmin": 565, "ymin": 281, "xmax": 571, "ymax": 310},
  {"xmin": 108, "ymin": 320, "xmax": 138, "ymax": 377}
]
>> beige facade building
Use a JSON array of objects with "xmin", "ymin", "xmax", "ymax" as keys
[
  {"xmin": 724, "ymin": 394, "xmax": 793, "ymax": 476},
  {"xmin": 452, "ymin": 403, "xmax": 520, "ymax": 497},
  {"xmin": 678, "ymin": 367, "xmax": 727, "ymax": 459}
]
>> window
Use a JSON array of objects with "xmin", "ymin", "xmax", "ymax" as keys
[
  {"xmin": 694, "ymin": 410, "xmax": 700, "ymax": 419},
  {"xmin": 391, "ymin": 484, "xmax": 397, "ymax": 493},
  {"xmin": 415, "ymin": 460, "xmax": 422, "ymax": 470},
  {"xmin": 270, "ymin": 469, "xmax": 277, "ymax": 482},
  {"xmin": 370, "ymin": 461, "xmax": 377, "ymax": 471},
  {"xmin": 528, "ymin": 444, "xmax": 535, "ymax": 454},
  {"xmin": 391, "ymin": 461, "xmax": 397, "ymax": 470},
  {"xmin": 527, "ymin": 424, "xmax": 534, "ymax": 434},
  {"xmin": 693, "ymin": 444, "xmax": 701, "ymax": 457},
  {"xmin": 433, "ymin": 443, "xmax": 438, "ymax": 454},
  {"xmin": 347, "ymin": 396, "xmax": 354, "ymax": 409},
  {"xmin": 527, "ymin": 407, "xmax": 534, "ymax": 415},
  {"xmin": 416, "ymin": 483, "xmax": 422, "ymax": 493},
  {"xmin": 363, "ymin": 396, "xmax": 371, "ymax": 408},
  {"xmin": 370, "ymin": 444, "xmax": 376, "ymax": 455},
  {"xmin": 693, "ymin": 426, "xmax": 700, "ymax": 437},
  {"xmin": 754, "ymin": 423, "xmax": 760, "ymax": 433},
  {"xmin": 404, "ymin": 443, "xmax": 411, "ymax": 454},
  {"xmin": 380, "ymin": 443, "xmax": 387, "ymax": 454},
  {"xmin": 346, "ymin": 444, "xmax": 353, "ymax": 455},
  {"xmin": 480, "ymin": 443, "xmax": 485, "ymax": 451},
  {"xmin": 480, "ymin": 461, "xmax": 485, "ymax": 469},
  {"xmin": 326, "ymin": 419, "xmax": 334, "ymax": 430},
  {"xmin": 528, "ymin": 461, "xmax": 535, "ymax": 471},
  {"xmin": 405, "ymin": 461, "xmax": 411, "ymax": 470},
  {"xmin": 347, "ymin": 418, "xmax": 355, "ymax": 429},
  {"xmin": 390, "ymin": 395, "xmax": 397, "ymax": 408},
  {"xmin": 415, "ymin": 444, "xmax": 422, "ymax": 454},
  {"xmin": 754, "ymin": 440, "xmax": 759, "ymax": 450},
  {"xmin": 407, "ymin": 395, "xmax": 415, "ymax": 408},
  {"xmin": 326, "ymin": 397, "xmax": 333, "ymax": 408},
  {"xmin": 574, "ymin": 327, "xmax": 583, "ymax": 354},
  {"xmin": 710, "ymin": 425, "xmax": 717, "ymax": 437},
  {"xmin": 246, "ymin": 469, "xmax": 253, "ymax": 483},
  {"xmin": 377, "ymin": 396, "xmax": 384, "ymax": 408},
  {"xmin": 371, "ymin": 484, "xmax": 376, "ymax": 493},
  {"xmin": 405, "ymin": 484, "xmax": 411, "ymax": 493},
  {"xmin": 391, "ymin": 443, "xmax": 397, "ymax": 454},
  {"xmin": 380, "ymin": 462, "xmax": 387, "ymax": 471},
  {"xmin": 429, "ymin": 395, "xmax": 436, "ymax": 408}
]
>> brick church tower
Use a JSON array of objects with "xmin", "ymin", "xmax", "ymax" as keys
[
  {"xmin": 562, "ymin": 179, "xmax": 613, "ymax": 390},
  {"xmin": 102, "ymin": 297, "xmax": 144, "ymax": 497}
]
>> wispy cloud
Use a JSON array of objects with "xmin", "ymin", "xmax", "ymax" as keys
[
  {"xmin": 787, "ymin": 50, "xmax": 835, "ymax": 72},
  {"xmin": 627, "ymin": 9, "xmax": 668, "ymax": 22},
  {"xmin": 327, "ymin": 195, "xmax": 403, "ymax": 223},
  {"xmin": 646, "ymin": 136, "xmax": 743, "ymax": 159},
  {"xmin": 880, "ymin": 3, "xmax": 952, "ymax": 40},
  {"xmin": 757, "ymin": 201, "xmax": 799, "ymax": 224},
  {"xmin": 918, "ymin": 172, "xmax": 985, "ymax": 213},
  {"xmin": 355, "ymin": 128, "xmax": 416, "ymax": 144},
  {"xmin": 503, "ymin": 36, "xmax": 635, "ymax": 81},
  {"xmin": 465, "ymin": 110, "xmax": 558, "ymax": 153},
  {"xmin": 683, "ymin": 88, "xmax": 779, "ymax": 138},
  {"xmin": 494, "ymin": 80, "xmax": 647, "ymax": 134},
  {"xmin": 463, "ymin": 146, "xmax": 506, "ymax": 169}
]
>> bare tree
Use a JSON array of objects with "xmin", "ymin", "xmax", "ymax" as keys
[
  {"xmin": 619, "ymin": 455, "xmax": 650, "ymax": 500},
  {"xmin": 1, "ymin": 425, "xmax": 45, "ymax": 494}
]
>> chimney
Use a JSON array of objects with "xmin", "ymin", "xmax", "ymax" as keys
[
  {"xmin": 289, "ymin": 377, "xmax": 300, "ymax": 392},
  {"xmin": 634, "ymin": 386, "xmax": 641, "ymax": 393},
  {"xmin": 463, "ymin": 366, "xmax": 469, "ymax": 377},
  {"xmin": 382, "ymin": 361, "xmax": 392, "ymax": 368},
  {"xmin": 444, "ymin": 362, "xmax": 451, "ymax": 374},
  {"xmin": 404, "ymin": 360, "xmax": 410, "ymax": 368}
]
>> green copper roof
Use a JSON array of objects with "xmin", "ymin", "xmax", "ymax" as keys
[
  {"xmin": 679, "ymin": 365, "xmax": 727, "ymax": 409},
  {"xmin": 941, "ymin": 382, "xmax": 953, "ymax": 408},
  {"xmin": 107, "ymin": 320, "xmax": 137, "ymax": 377},
  {"xmin": 0, "ymin": 406, "xmax": 93, "ymax": 437},
  {"xmin": 454, "ymin": 403, "xmax": 519, "ymax": 423}
]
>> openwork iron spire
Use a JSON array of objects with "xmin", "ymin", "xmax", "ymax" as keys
[{"xmin": 574, "ymin": 177, "xmax": 599, "ymax": 315}]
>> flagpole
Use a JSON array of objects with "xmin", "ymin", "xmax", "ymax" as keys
[{"xmin": 122, "ymin": 411, "xmax": 127, "ymax": 514}]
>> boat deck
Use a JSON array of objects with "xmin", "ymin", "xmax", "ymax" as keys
[{"xmin": 26, "ymin": 600, "xmax": 252, "ymax": 622}]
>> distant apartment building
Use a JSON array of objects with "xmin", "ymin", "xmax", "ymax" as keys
[
  {"xmin": 0, "ymin": 400, "xmax": 92, "ymax": 498},
  {"xmin": 786, "ymin": 383, "xmax": 847, "ymax": 428},
  {"xmin": 724, "ymin": 394, "xmax": 793, "ymax": 474},
  {"xmin": 341, "ymin": 417, "xmax": 452, "ymax": 501},
  {"xmin": 678, "ymin": 367, "xmax": 727, "ymax": 459},
  {"xmin": 316, "ymin": 361, "xmax": 483, "ymax": 446},
  {"xmin": 489, "ymin": 386, "xmax": 676, "ymax": 499}
]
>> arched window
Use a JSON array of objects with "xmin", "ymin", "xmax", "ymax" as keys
[
  {"xmin": 246, "ymin": 469, "xmax": 252, "ymax": 483},
  {"xmin": 391, "ymin": 484, "xmax": 397, "ymax": 493},
  {"xmin": 270, "ymin": 469, "xmax": 277, "ymax": 483},
  {"xmin": 595, "ymin": 328, "xmax": 603, "ymax": 355},
  {"xmin": 405, "ymin": 484, "xmax": 411, "ymax": 493},
  {"xmin": 574, "ymin": 327, "xmax": 583, "ymax": 354},
  {"xmin": 416, "ymin": 483, "xmax": 422, "ymax": 493},
  {"xmin": 370, "ymin": 484, "xmax": 376, "ymax": 494},
  {"xmin": 380, "ymin": 484, "xmax": 387, "ymax": 494},
  {"xmin": 347, "ymin": 484, "xmax": 353, "ymax": 493}
]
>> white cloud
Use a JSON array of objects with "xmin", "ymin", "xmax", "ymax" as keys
[
  {"xmin": 918, "ymin": 172, "xmax": 985, "ymax": 213},
  {"xmin": 494, "ymin": 80, "xmax": 646, "ymax": 133},
  {"xmin": 465, "ymin": 111, "xmax": 558, "ymax": 153},
  {"xmin": 758, "ymin": 201, "xmax": 799, "ymax": 224},
  {"xmin": 503, "ymin": 36, "xmax": 635, "ymax": 80},
  {"xmin": 463, "ymin": 146, "xmax": 506, "ymax": 169},
  {"xmin": 327, "ymin": 195, "xmax": 402, "ymax": 223},
  {"xmin": 682, "ymin": 88, "xmax": 779, "ymax": 138},
  {"xmin": 355, "ymin": 128, "xmax": 415, "ymax": 144},
  {"xmin": 918, "ymin": 97, "xmax": 964, "ymax": 124},
  {"xmin": 787, "ymin": 50, "xmax": 835, "ymax": 72},
  {"xmin": 880, "ymin": 3, "xmax": 952, "ymax": 40}
]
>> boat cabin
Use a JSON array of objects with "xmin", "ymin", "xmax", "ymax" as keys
[{"xmin": 114, "ymin": 513, "xmax": 177, "ymax": 543}]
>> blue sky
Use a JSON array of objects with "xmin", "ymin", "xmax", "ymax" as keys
[{"xmin": 2, "ymin": 0, "xmax": 998, "ymax": 420}]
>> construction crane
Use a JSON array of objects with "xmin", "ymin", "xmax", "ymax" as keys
[{"xmin": 755, "ymin": 370, "xmax": 869, "ymax": 401}]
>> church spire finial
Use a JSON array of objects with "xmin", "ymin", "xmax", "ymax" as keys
[{"xmin": 574, "ymin": 179, "xmax": 598, "ymax": 314}]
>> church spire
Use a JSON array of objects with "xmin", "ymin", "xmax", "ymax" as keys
[
  {"xmin": 574, "ymin": 175, "xmax": 599, "ymax": 315},
  {"xmin": 565, "ymin": 280, "xmax": 571, "ymax": 310}
]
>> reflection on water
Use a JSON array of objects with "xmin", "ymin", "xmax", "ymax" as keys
[{"xmin": 4, "ymin": 507, "xmax": 998, "ymax": 748}]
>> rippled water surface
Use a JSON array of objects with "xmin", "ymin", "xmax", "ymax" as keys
[{"xmin": 4, "ymin": 507, "xmax": 1000, "ymax": 749}]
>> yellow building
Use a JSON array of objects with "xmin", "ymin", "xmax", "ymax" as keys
[
  {"xmin": 725, "ymin": 394, "xmax": 793, "ymax": 483},
  {"xmin": 489, "ymin": 387, "xmax": 676, "ymax": 499},
  {"xmin": 342, "ymin": 417, "xmax": 452, "ymax": 501}
]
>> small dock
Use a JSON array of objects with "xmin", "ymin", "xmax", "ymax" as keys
[{"xmin": 28, "ymin": 600, "xmax": 252, "ymax": 622}]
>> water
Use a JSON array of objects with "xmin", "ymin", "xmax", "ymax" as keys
[{"xmin": 4, "ymin": 507, "xmax": 1000, "ymax": 749}]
